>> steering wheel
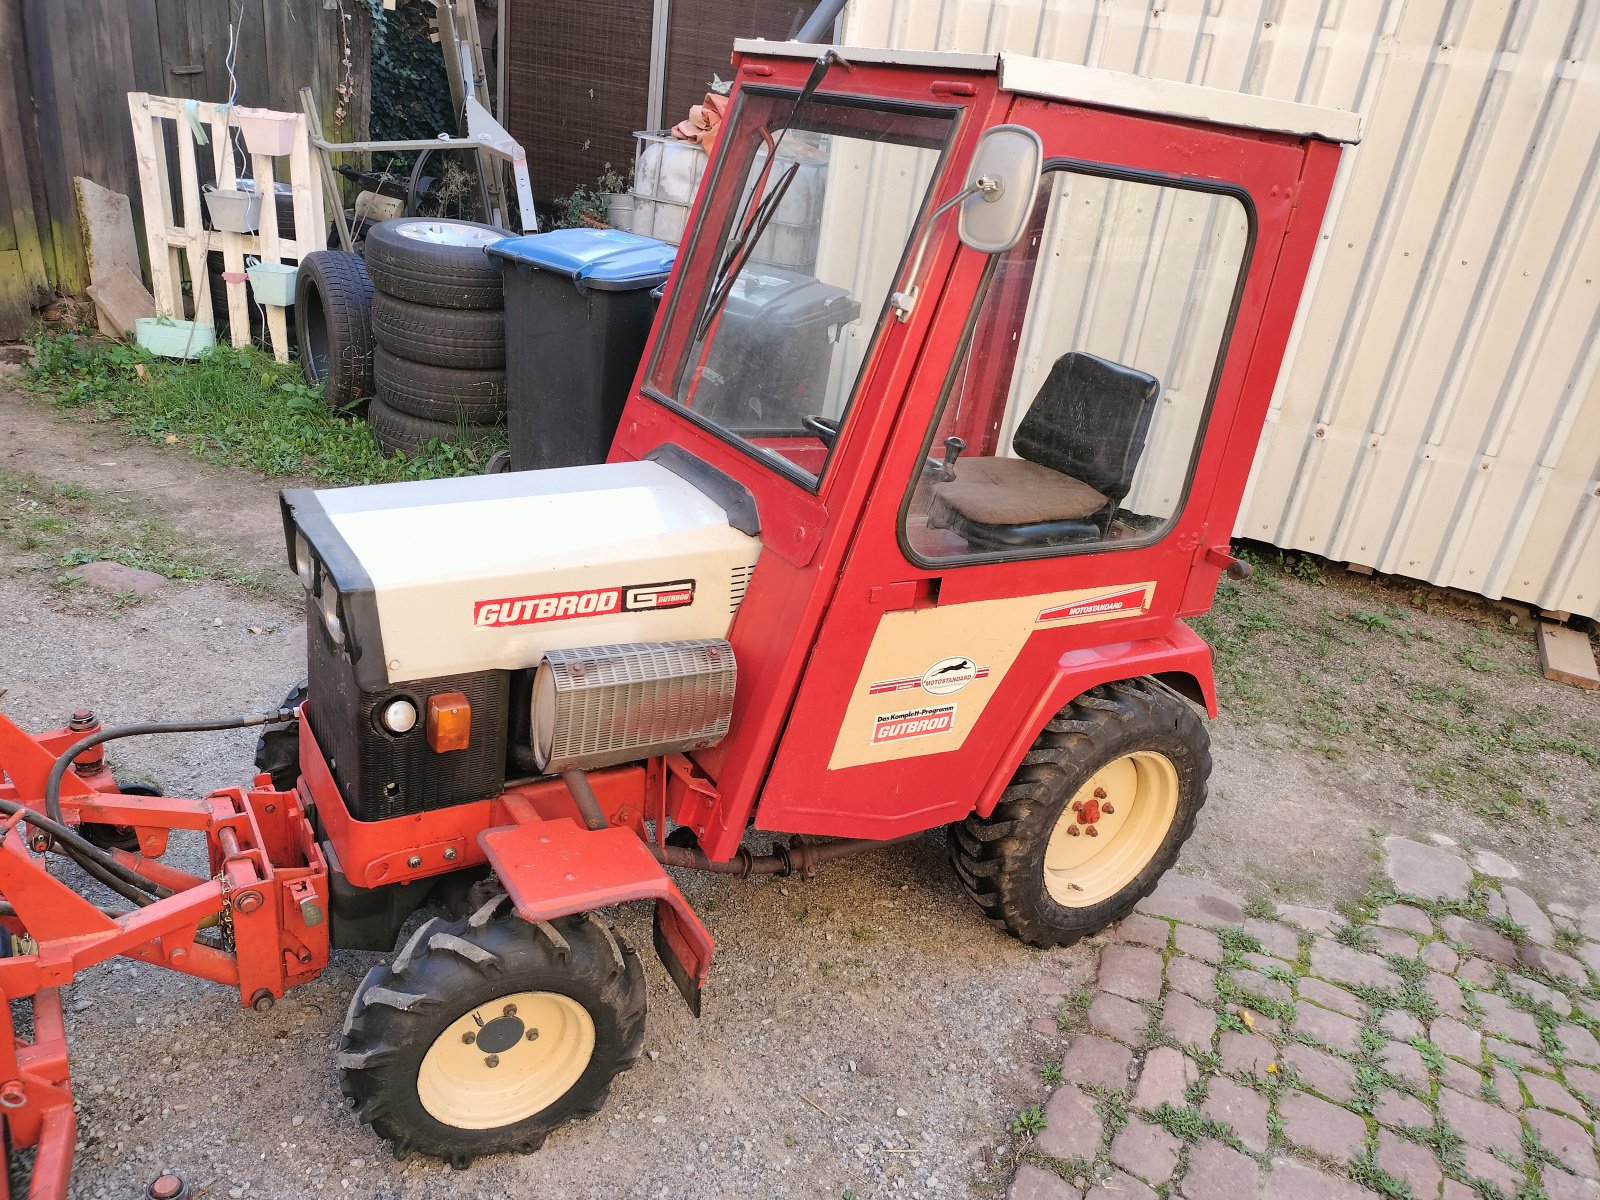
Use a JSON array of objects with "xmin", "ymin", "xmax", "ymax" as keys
[{"xmin": 801, "ymin": 414, "xmax": 841, "ymax": 447}]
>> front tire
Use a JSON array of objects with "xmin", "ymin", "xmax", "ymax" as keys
[
  {"xmin": 338, "ymin": 898, "xmax": 647, "ymax": 1165},
  {"xmin": 950, "ymin": 677, "xmax": 1210, "ymax": 947}
]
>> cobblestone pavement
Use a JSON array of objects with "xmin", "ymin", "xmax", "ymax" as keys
[{"xmin": 1005, "ymin": 836, "xmax": 1600, "ymax": 1200}]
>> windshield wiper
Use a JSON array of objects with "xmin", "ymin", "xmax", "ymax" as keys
[
  {"xmin": 694, "ymin": 160, "xmax": 798, "ymax": 342},
  {"xmin": 690, "ymin": 49, "xmax": 850, "ymax": 345}
]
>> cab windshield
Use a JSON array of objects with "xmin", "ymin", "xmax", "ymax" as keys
[{"xmin": 645, "ymin": 89, "xmax": 956, "ymax": 487}]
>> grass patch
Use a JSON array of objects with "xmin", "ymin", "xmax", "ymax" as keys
[
  {"xmin": 0, "ymin": 467, "xmax": 281, "ymax": 596},
  {"xmin": 1190, "ymin": 544, "xmax": 1598, "ymax": 829},
  {"xmin": 26, "ymin": 334, "xmax": 504, "ymax": 485}
]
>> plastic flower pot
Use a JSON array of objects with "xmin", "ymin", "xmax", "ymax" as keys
[
  {"xmin": 234, "ymin": 108, "xmax": 298, "ymax": 156},
  {"xmin": 203, "ymin": 185, "xmax": 262, "ymax": 233},
  {"xmin": 135, "ymin": 317, "xmax": 215, "ymax": 359},
  {"xmin": 245, "ymin": 261, "xmax": 298, "ymax": 307}
]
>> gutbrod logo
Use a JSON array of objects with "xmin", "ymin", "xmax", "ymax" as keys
[
  {"xmin": 872, "ymin": 703, "xmax": 956, "ymax": 745},
  {"xmin": 475, "ymin": 579, "xmax": 695, "ymax": 627}
]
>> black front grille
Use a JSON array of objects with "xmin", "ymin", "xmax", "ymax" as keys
[{"xmin": 306, "ymin": 598, "xmax": 509, "ymax": 821}]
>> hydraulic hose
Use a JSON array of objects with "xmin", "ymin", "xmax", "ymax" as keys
[
  {"xmin": 40, "ymin": 710, "xmax": 295, "ymax": 904},
  {"xmin": 0, "ymin": 795, "xmax": 169, "ymax": 907}
]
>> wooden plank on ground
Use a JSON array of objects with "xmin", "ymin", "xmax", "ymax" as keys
[
  {"xmin": 87, "ymin": 266, "xmax": 156, "ymax": 338},
  {"xmin": 1537, "ymin": 623, "xmax": 1600, "ymax": 691}
]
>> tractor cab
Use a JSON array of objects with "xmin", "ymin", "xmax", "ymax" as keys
[{"xmin": 610, "ymin": 42, "xmax": 1356, "ymax": 853}]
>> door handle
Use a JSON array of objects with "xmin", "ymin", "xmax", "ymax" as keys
[{"xmin": 867, "ymin": 579, "xmax": 940, "ymax": 611}]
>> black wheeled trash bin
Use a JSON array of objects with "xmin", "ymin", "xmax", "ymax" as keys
[{"xmin": 488, "ymin": 229, "xmax": 676, "ymax": 471}]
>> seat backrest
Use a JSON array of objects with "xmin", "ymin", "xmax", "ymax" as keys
[{"xmin": 1011, "ymin": 351, "xmax": 1161, "ymax": 505}]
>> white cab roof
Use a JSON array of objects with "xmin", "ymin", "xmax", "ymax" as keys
[{"xmin": 732, "ymin": 40, "xmax": 1361, "ymax": 144}]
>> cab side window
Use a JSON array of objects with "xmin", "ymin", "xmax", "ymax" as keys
[{"xmin": 903, "ymin": 168, "xmax": 1251, "ymax": 561}]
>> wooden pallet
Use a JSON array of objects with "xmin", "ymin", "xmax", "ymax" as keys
[{"xmin": 127, "ymin": 94, "xmax": 324, "ymax": 364}]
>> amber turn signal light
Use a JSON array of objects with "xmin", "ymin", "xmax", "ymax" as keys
[{"xmin": 426, "ymin": 692, "xmax": 471, "ymax": 752}]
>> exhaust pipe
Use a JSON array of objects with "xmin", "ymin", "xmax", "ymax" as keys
[{"xmin": 797, "ymin": 0, "xmax": 848, "ymax": 43}]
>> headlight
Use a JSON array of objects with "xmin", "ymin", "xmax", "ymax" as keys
[
  {"xmin": 319, "ymin": 581, "xmax": 343, "ymax": 644},
  {"xmin": 293, "ymin": 532, "xmax": 315, "ymax": 590},
  {"xmin": 380, "ymin": 698, "xmax": 417, "ymax": 734}
]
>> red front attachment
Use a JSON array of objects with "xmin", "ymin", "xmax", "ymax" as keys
[{"xmin": 0, "ymin": 713, "xmax": 331, "ymax": 1197}]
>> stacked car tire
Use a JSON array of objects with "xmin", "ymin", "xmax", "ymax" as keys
[{"xmin": 363, "ymin": 219, "xmax": 509, "ymax": 456}]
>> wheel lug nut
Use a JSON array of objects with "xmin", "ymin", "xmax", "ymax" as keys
[
  {"xmin": 1102, "ymin": 804, "xmax": 1115, "ymax": 815},
  {"xmin": 525, "ymin": 1028, "xmax": 539, "ymax": 1042},
  {"xmin": 462, "ymin": 1031, "xmax": 476, "ymax": 1045},
  {"xmin": 484, "ymin": 1054, "xmax": 500, "ymax": 1069},
  {"xmin": 1086, "ymin": 826, "xmax": 1099, "ymax": 837},
  {"xmin": 1066, "ymin": 826, "xmax": 1080, "ymax": 837},
  {"xmin": 1094, "ymin": 787, "xmax": 1107, "ymax": 799},
  {"xmin": 502, "ymin": 1003, "xmax": 517, "ymax": 1017}
]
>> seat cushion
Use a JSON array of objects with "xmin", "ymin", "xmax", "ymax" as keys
[{"xmin": 932, "ymin": 456, "xmax": 1109, "ymax": 526}]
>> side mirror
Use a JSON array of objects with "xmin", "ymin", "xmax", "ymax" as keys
[
  {"xmin": 891, "ymin": 123, "xmax": 1044, "ymax": 321},
  {"xmin": 957, "ymin": 124, "xmax": 1043, "ymax": 254}
]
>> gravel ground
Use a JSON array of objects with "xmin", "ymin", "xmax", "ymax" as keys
[{"xmin": 1, "ymin": 384, "xmax": 1595, "ymax": 1199}]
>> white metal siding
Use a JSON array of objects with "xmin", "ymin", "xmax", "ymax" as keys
[{"xmin": 842, "ymin": 0, "xmax": 1600, "ymax": 618}]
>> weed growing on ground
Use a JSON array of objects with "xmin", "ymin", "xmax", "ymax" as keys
[
  {"xmin": 1244, "ymin": 894, "xmax": 1277, "ymax": 921},
  {"xmin": 1039, "ymin": 1063, "xmax": 1062, "ymax": 1086},
  {"xmin": 1335, "ymin": 923, "xmax": 1378, "ymax": 953},
  {"xmin": 26, "ymin": 334, "xmax": 504, "ymax": 486},
  {"xmin": 1009, "ymin": 1105, "xmax": 1046, "ymax": 1137},
  {"xmin": 1145, "ymin": 1102, "xmax": 1237, "ymax": 1147},
  {"xmin": 1055, "ymin": 987, "xmax": 1093, "ymax": 1031},
  {"xmin": 1553, "ymin": 926, "xmax": 1587, "ymax": 956},
  {"xmin": 1349, "ymin": 1153, "xmax": 1416, "ymax": 1199}
]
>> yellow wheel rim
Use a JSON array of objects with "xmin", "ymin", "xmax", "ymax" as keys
[
  {"xmin": 1043, "ymin": 751, "xmax": 1179, "ymax": 908},
  {"xmin": 418, "ymin": 991, "xmax": 595, "ymax": 1130}
]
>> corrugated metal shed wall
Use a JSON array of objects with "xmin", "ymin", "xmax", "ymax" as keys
[{"xmin": 842, "ymin": 0, "xmax": 1600, "ymax": 619}]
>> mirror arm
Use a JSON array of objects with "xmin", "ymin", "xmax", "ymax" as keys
[{"xmin": 889, "ymin": 176, "xmax": 1001, "ymax": 322}]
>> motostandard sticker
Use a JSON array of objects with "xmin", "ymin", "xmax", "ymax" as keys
[{"xmin": 871, "ymin": 703, "xmax": 956, "ymax": 745}]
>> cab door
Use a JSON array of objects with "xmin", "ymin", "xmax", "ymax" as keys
[{"xmin": 754, "ymin": 94, "xmax": 1339, "ymax": 839}]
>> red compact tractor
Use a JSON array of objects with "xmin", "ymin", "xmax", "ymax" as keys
[{"xmin": 0, "ymin": 41, "xmax": 1356, "ymax": 1192}]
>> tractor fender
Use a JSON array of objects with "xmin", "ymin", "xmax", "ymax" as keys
[
  {"xmin": 478, "ymin": 818, "xmax": 714, "ymax": 1015},
  {"xmin": 974, "ymin": 620, "xmax": 1216, "ymax": 820}
]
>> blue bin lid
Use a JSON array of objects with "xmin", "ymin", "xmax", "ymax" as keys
[{"xmin": 488, "ymin": 228, "xmax": 676, "ymax": 291}]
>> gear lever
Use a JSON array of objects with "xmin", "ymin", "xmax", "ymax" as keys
[{"xmin": 940, "ymin": 435, "xmax": 966, "ymax": 481}]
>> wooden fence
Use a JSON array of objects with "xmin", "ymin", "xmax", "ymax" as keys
[{"xmin": 0, "ymin": 0, "xmax": 371, "ymax": 340}]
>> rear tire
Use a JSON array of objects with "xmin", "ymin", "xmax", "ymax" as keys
[
  {"xmin": 338, "ymin": 900, "xmax": 646, "ymax": 1165},
  {"xmin": 296, "ymin": 251, "xmax": 375, "ymax": 413},
  {"xmin": 950, "ymin": 677, "xmax": 1209, "ymax": 947}
]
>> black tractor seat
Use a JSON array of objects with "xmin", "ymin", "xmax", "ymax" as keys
[{"xmin": 928, "ymin": 350, "xmax": 1161, "ymax": 550}]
